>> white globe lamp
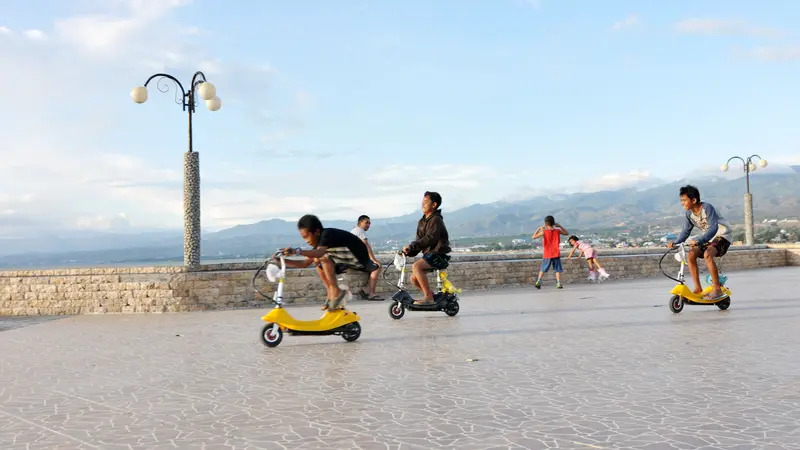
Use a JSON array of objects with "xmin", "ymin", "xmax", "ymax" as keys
[
  {"xmin": 206, "ymin": 96, "xmax": 222, "ymax": 112},
  {"xmin": 198, "ymin": 82, "xmax": 216, "ymax": 101},
  {"xmin": 720, "ymin": 164, "xmax": 729, "ymax": 172},
  {"xmin": 130, "ymin": 86, "xmax": 148, "ymax": 103},
  {"xmin": 759, "ymin": 159, "xmax": 768, "ymax": 168}
]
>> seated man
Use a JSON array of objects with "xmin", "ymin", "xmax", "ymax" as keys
[
  {"xmin": 667, "ymin": 184, "xmax": 733, "ymax": 300},
  {"xmin": 350, "ymin": 214, "xmax": 383, "ymax": 301},
  {"xmin": 281, "ymin": 214, "xmax": 378, "ymax": 310},
  {"xmin": 401, "ymin": 191, "xmax": 452, "ymax": 305}
]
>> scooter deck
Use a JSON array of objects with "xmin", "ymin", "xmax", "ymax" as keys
[
  {"xmin": 261, "ymin": 308, "xmax": 360, "ymax": 332},
  {"xmin": 671, "ymin": 285, "xmax": 731, "ymax": 304}
]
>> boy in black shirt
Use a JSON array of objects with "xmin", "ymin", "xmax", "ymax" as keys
[
  {"xmin": 281, "ymin": 214, "xmax": 377, "ymax": 310},
  {"xmin": 401, "ymin": 191, "xmax": 452, "ymax": 305}
]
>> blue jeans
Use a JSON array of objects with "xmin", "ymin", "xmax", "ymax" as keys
[{"xmin": 540, "ymin": 257, "xmax": 563, "ymax": 273}]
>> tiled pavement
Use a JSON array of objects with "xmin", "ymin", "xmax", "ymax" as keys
[{"xmin": 1, "ymin": 267, "xmax": 799, "ymax": 450}]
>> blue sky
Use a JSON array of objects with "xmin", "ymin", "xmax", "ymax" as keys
[{"xmin": 0, "ymin": 0, "xmax": 798, "ymax": 236}]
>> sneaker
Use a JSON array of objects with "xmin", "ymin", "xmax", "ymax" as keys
[
  {"xmin": 556, "ymin": 282, "xmax": 563, "ymax": 289},
  {"xmin": 535, "ymin": 280, "xmax": 542, "ymax": 289}
]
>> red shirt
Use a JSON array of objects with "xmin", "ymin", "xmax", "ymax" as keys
[{"xmin": 542, "ymin": 228, "xmax": 561, "ymax": 259}]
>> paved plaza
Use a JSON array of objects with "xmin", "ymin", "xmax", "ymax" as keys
[{"xmin": 1, "ymin": 267, "xmax": 799, "ymax": 450}]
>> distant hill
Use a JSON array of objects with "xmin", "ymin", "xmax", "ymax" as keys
[{"xmin": 1, "ymin": 172, "xmax": 798, "ymax": 268}]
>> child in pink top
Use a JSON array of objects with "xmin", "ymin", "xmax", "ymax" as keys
[{"xmin": 567, "ymin": 236, "xmax": 610, "ymax": 282}]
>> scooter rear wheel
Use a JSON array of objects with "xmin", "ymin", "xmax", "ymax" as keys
[
  {"xmin": 444, "ymin": 301, "xmax": 460, "ymax": 317},
  {"xmin": 341, "ymin": 322, "xmax": 361, "ymax": 342},
  {"xmin": 669, "ymin": 295, "xmax": 684, "ymax": 314},
  {"xmin": 261, "ymin": 323, "xmax": 283, "ymax": 347},
  {"xmin": 389, "ymin": 302, "xmax": 405, "ymax": 320},
  {"xmin": 716, "ymin": 297, "xmax": 731, "ymax": 310}
]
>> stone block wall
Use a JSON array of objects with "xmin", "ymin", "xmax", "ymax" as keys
[{"xmin": 0, "ymin": 246, "xmax": 794, "ymax": 316}]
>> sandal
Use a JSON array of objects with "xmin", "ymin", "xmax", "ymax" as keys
[
  {"xmin": 413, "ymin": 299, "xmax": 435, "ymax": 305},
  {"xmin": 328, "ymin": 290, "xmax": 348, "ymax": 310},
  {"xmin": 703, "ymin": 291, "xmax": 725, "ymax": 301},
  {"xmin": 357, "ymin": 290, "xmax": 384, "ymax": 301}
]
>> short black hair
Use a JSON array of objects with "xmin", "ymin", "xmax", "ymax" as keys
[
  {"xmin": 544, "ymin": 215, "xmax": 555, "ymax": 226},
  {"xmin": 357, "ymin": 215, "xmax": 370, "ymax": 224},
  {"xmin": 297, "ymin": 214, "xmax": 323, "ymax": 233},
  {"xmin": 568, "ymin": 235, "xmax": 579, "ymax": 243},
  {"xmin": 424, "ymin": 191, "xmax": 442, "ymax": 209},
  {"xmin": 679, "ymin": 185, "xmax": 701, "ymax": 203}
]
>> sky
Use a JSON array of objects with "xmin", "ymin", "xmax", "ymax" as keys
[{"xmin": 1, "ymin": 0, "xmax": 799, "ymax": 236}]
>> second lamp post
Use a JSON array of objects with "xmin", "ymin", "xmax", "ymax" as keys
[{"xmin": 721, "ymin": 155, "xmax": 768, "ymax": 247}]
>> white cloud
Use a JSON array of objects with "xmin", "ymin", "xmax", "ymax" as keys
[
  {"xmin": 673, "ymin": 18, "xmax": 785, "ymax": 38},
  {"xmin": 611, "ymin": 14, "xmax": 640, "ymax": 32},
  {"xmin": 745, "ymin": 45, "xmax": 800, "ymax": 62},
  {"xmin": 23, "ymin": 29, "xmax": 47, "ymax": 40},
  {"xmin": 0, "ymin": 26, "xmax": 12, "ymax": 35}
]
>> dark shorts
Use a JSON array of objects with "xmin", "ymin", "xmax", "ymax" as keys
[
  {"xmin": 700, "ymin": 237, "xmax": 731, "ymax": 257},
  {"xmin": 541, "ymin": 257, "xmax": 563, "ymax": 273},
  {"xmin": 316, "ymin": 247, "xmax": 378, "ymax": 274},
  {"xmin": 422, "ymin": 252, "xmax": 450, "ymax": 271}
]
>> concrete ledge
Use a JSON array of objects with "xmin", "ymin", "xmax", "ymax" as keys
[{"xmin": 1, "ymin": 245, "xmax": 797, "ymax": 316}]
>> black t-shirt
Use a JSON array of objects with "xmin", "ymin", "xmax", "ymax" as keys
[{"xmin": 317, "ymin": 228, "xmax": 371, "ymax": 264}]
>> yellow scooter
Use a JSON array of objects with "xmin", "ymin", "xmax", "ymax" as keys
[
  {"xmin": 253, "ymin": 251, "xmax": 362, "ymax": 347},
  {"xmin": 659, "ymin": 243, "xmax": 731, "ymax": 314}
]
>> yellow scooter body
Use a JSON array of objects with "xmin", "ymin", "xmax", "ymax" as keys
[
  {"xmin": 261, "ymin": 307, "xmax": 361, "ymax": 332},
  {"xmin": 670, "ymin": 284, "xmax": 731, "ymax": 304}
]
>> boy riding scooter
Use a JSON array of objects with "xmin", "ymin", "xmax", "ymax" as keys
[
  {"xmin": 401, "ymin": 191, "xmax": 452, "ymax": 306},
  {"xmin": 666, "ymin": 185, "xmax": 733, "ymax": 300},
  {"xmin": 280, "ymin": 214, "xmax": 378, "ymax": 311}
]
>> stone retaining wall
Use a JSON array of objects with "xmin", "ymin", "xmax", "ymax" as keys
[{"xmin": 0, "ymin": 246, "xmax": 795, "ymax": 316}]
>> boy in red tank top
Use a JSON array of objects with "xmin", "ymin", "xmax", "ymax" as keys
[{"xmin": 532, "ymin": 215, "xmax": 570, "ymax": 289}]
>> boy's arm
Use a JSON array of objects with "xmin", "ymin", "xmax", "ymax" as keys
[
  {"xmin": 283, "ymin": 257, "xmax": 314, "ymax": 268},
  {"xmin": 673, "ymin": 212, "xmax": 693, "ymax": 244},
  {"xmin": 695, "ymin": 203, "xmax": 721, "ymax": 245},
  {"xmin": 532, "ymin": 227, "xmax": 544, "ymax": 239},
  {"xmin": 407, "ymin": 217, "xmax": 443, "ymax": 256},
  {"xmin": 555, "ymin": 223, "xmax": 569, "ymax": 235}
]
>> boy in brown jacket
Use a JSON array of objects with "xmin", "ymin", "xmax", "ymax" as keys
[{"xmin": 402, "ymin": 191, "xmax": 452, "ymax": 305}]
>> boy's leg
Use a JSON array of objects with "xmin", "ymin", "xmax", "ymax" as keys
[
  {"xmin": 687, "ymin": 247, "xmax": 704, "ymax": 294},
  {"xmin": 536, "ymin": 259, "xmax": 550, "ymax": 288},
  {"xmin": 703, "ymin": 239, "xmax": 729, "ymax": 299},
  {"xmin": 317, "ymin": 256, "xmax": 343, "ymax": 302},
  {"xmin": 411, "ymin": 258, "xmax": 435, "ymax": 304},
  {"xmin": 553, "ymin": 257, "xmax": 563, "ymax": 288},
  {"xmin": 704, "ymin": 247, "xmax": 721, "ymax": 293},
  {"xmin": 313, "ymin": 259, "xmax": 335, "ymax": 310}
]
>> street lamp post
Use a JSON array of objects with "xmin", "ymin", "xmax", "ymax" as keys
[
  {"xmin": 721, "ymin": 155, "xmax": 768, "ymax": 247},
  {"xmin": 130, "ymin": 71, "xmax": 222, "ymax": 269}
]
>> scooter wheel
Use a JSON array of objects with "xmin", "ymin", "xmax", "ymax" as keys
[
  {"xmin": 260, "ymin": 323, "xmax": 283, "ymax": 347},
  {"xmin": 669, "ymin": 295, "xmax": 684, "ymax": 314},
  {"xmin": 716, "ymin": 297, "xmax": 731, "ymax": 310},
  {"xmin": 341, "ymin": 322, "xmax": 361, "ymax": 342},
  {"xmin": 444, "ymin": 301, "xmax": 460, "ymax": 317},
  {"xmin": 389, "ymin": 302, "xmax": 405, "ymax": 320}
]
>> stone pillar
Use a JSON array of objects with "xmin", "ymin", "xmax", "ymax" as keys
[
  {"xmin": 744, "ymin": 192, "xmax": 754, "ymax": 247},
  {"xmin": 184, "ymin": 151, "xmax": 201, "ymax": 268}
]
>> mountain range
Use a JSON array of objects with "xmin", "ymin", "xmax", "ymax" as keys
[{"xmin": 1, "ymin": 172, "xmax": 798, "ymax": 268}]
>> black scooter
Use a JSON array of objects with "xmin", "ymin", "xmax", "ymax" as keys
[{"xmin": 385, "ymin": 252, "xmax": 461, "ymax": 320}]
